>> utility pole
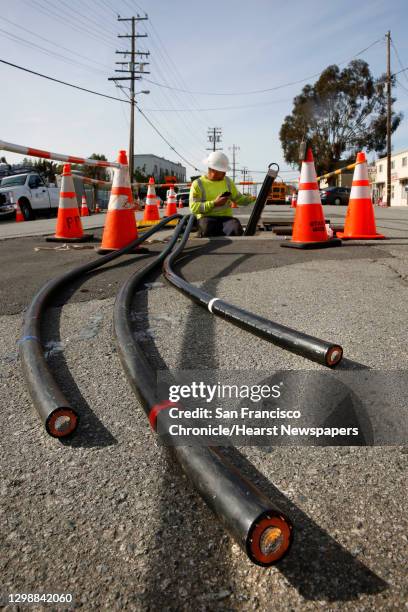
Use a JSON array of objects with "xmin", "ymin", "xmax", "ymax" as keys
[
  {"xmin": 109, "ymin": 14, "xmax": 150, "ymax": 182},
  {"xmin": 386, "ymin": 30, "xmax": 392, "ymax": 207},
  {"xmin": 241, "ymin": 166, "xmax": 248, "ymax": 194},
  {"xmin": 229, "ymin": 144, "xmax": 240, "ymax": 181},
  {"xmin": 207, "ymin": 128, "xmax": 222, "ymax": 152}
]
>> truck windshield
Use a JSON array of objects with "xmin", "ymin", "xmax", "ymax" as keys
[{"xmin": 1, "ymin": 175, "xmax": 26, "ymax": 187}]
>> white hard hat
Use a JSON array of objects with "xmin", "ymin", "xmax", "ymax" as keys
[{"xmin": 202, "ymin": 151, "xmax": 230, "ymax": 172}]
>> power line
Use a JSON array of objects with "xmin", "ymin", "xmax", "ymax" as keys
[
  {"xmin": 142, "ymin": 38, "xmax": 384, "ymax": 96},
  {"xmin": 0, "ymin": 55, "xmax": 202, "ymax": 173},
  {"xmin": 391, "ymin": 39, "xmax": 408, "ymax": 85},
  {"xmin": 0, "ymin": 58, "xmax": 129, "ymax": 102},
  {"xmin": 0, "ymin": 15, "xmax": 112, "ymax": 71}
]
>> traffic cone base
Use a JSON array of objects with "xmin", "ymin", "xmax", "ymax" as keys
[
  {"xmin": 47, "ymin": 164, "xmax": 93, "ymax": 242},
  {"xmin": 281, "ymin": 237, "xmax": 342, "ymax": 249},
  {"xmin": 336, "ymin": 152, "xmax": 385, "ymax": 240},
  {"xmin": 137, "ymin": 219, "xmax": 162, "ymax": 228}
]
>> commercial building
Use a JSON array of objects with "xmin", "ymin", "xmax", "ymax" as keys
[
  {"xmin": 374, "ymin": 149, "xmax": 408, "ymax": 206},
  {"xmin": 133, "ymin": 154, "xmax": 186, "ymax": 183}
]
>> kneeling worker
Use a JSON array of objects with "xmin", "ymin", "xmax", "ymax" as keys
[{"xmin": 189, "ymin": 151, "xmax": 256, "ymax": 237}]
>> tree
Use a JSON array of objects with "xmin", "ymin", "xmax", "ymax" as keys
[
  {"xmin": 279, "ymin": 60, "xmax": 402, "ymax": 178},
  {"xmin": 32, "ymin": 160, "xmax": 58, "ymax": 182},
  {"xmin": 80, "ymin": 153, "xmax": 110, "ymax": 182}
]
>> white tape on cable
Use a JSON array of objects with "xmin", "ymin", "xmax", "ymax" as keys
[{"xmin": 208, "ymin": 297, "xmax": 220, "ymax": 313}]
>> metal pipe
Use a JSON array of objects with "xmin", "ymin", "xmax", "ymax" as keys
[
  {"xmin": 0, "ymin": 139, "xmax": 120, "ymax": 168},
  {"xmin": 113, "ymin": 216, "xmax": 293, "ymax": 566},
  {"xmin": 163, "ymin": 216, "xmax": 343, "ymax": 368},
  {"xmin": 20, "ymin": 214, "xmax": 182, "ymax": 438}
]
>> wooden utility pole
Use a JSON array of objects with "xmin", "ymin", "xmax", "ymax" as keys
[
  {"xmin": 109, "ymin": 14, "xmax": 150, "ymax": 182},
  {"xmin": 229, "ymin": 144, "xmax": 240, "ymax": 182},
  {"xmin": 207, "ymin": 128, "xmax": 222, "ymax": 152},
  {"xmin": 386, "ymin": 30, "xmax": 392, "ymax": 207}
]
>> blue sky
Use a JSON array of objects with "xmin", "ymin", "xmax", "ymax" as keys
[{"xmin": 1, "ymin": 0, "xmax": 408, "ymax": 181}]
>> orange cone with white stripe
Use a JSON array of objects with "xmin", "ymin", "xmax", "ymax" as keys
[
  {"xmin": 80, "ymin": 194, "xmax": 90, "ymax": 216},
  {"xmin": 14, "ymin": 195, "xmax": 25, "ymax": 222},
  {"xmin": 46, "ymin": 164, "xmax": 93, "ymax": 242},
  {"xmin": 138, "ymin": 177, "xmax": 160, "ymax": 227},
  {"xmin": 178, "ymin": 197, "xmax": 184, "ymax": 209},
  {"xmin": 97, "ymin": 150, "xmax": 139, "ymax": 253},
  {"xmin": 164, "ymin": 185, "xmax": 178, "ymax": 225},
  {"xmin": 282, "ymin": 147, "xmax": 341, "ymax": 250},
  {"xmin": 291, "ymin": 192, "xmax": 297, "ymax": 208},
  {"xmin": 337, "ymin": 152, "xmax": 385, "ymax": 240},
  {"xmin": 95, "ymin": 202, "xmax": 101, "ymax": 213}
]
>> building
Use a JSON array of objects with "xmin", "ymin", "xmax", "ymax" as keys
[
  {"xmin": 374, "ymin": 149, "xmax": 408, "ymax": 206},
  {"xmin": 133, "ymin": 154, "xmax": 186, "ymax": 183}
]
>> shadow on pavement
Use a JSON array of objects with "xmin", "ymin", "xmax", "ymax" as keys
[{"xmin": 223, "ymin": 448, "xmax": 388, "ymax": 601}]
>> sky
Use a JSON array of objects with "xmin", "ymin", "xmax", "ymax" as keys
[{"xmin": 1, "ymin": 0, "xmax": 408, "ymax": 182}]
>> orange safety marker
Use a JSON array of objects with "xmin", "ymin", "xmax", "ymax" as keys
[
  {"xmin": 46, "ymin": 164, "xmax": 93, "ymax": 243},
  {"xmin": 337, "ymin": 152, "xmax": 385, "ymax": 240},
  {"xmin": 138, "ymin": 177, "xmax": 161, "ymax": 227},
  {"xmin": 178, "ymin": 197, "xmax": 184, "ymax": 209},
  {"xmin": 231, "ymin": 200, "xmax": 238, "ymax": 208},
  {"xmin": 80, "ymin": 194, "xmax": 90, "ymax": 217},
  {"xmin": 282, "ymin": 147, "xmax": 341, "ymax": 250},
  {"xmin": 15, "ymin": 197, "xmax": 25, "ymax": 222},
  {"xmin": 95, "ymin": 202, "xmax": 101, "ymax": 214},
  {"xmin": 290, "ymin": 192, "xmax": 297, "ymax": 208},
  {"xmin": 164, "ymin": 185, "xmax": 178, "ymax": 225},
  {"xmin": 97, "ymin": 150, "xmax": 141, "ymax": 253}
]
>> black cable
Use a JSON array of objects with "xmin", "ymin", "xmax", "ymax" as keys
[
  {"xmin": 162, "ymin": 216, "xmax": 343, "ymax": 368},
  {"xmin": 113, "ymin": 213, "xmax": 292, "ymax": 566},
  {"xmin": 19, "ymin": 214, "xmax": 182, "ymax": 438}
]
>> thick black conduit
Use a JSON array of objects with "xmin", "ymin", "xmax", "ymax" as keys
[
  {"xmin": 163, "ymin": 215, "xmax": 343, "ymax": 368},
  {"xmin": 20, "ymin": 214, "xmax": 182, "ymax": 438},
  {"xmin": 244, "ymin": 163, "xmax": 279, "ymax": 236},
  {"xmin": 113, "ymin": 215, "xmax": 293, "ymax": 566}
]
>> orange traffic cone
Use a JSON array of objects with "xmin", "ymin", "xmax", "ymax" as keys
[
  {"xmin": 95, "ymin": 203, "xmax": 101, "ymax": 214},
  {"xmin": 231, "ymin": 200, "xmax": 238, "ymax": 209},
  {"xmin": 282, "ymin": 148, "xmax": 341, "ymax": 250},
  {"xmin": 46, "ymin": 164, "xmax": 93, "ymax": 243},
  {"xmin": 178, "ymin": 198, "xmax": 184, "ymax": 209},
  {"xmin": 97, "ymin": 150, "xmax": 141, "ymax": 253},
  {"xmin": 14, "ymin": 196, "xmax": 25, "ymax": 222},
  {"xmin": 290, "ymin": 192, "xmax": 297, "ymax": 208},
  {"xmin": 138, "ymin": 177, "xmax": 161, "ymax": 227},
  {"xmin": 164, "ymin": 186, "xmax": 178, "ymax": 225},
  {"xmin": 336, "ymin": 152, "xmax": 385, "ymax": 240},
  {"xmin": 80, "ymin": 194, "xmax": 90, "ymax": 217}
]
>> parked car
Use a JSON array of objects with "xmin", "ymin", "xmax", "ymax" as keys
[
  {"xmin": 0, "ymin": 172, "xmax": 60, "ymax": 220},
  {"xmin": 0, "ymin": 191, "xmax": 15, "ymax": 219},
  {"xmin": 320, "ymin": 186, "xmax": 350, "ymax": 205}
]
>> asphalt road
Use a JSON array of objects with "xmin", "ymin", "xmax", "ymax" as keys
[{"xmin": 1, "ymin": 208, "xmax": 407, "ymax": 611}]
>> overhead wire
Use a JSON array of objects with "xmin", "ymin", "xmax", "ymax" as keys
[
  {"xmin": 0, "ymin": 27, "xmax": 109, "ymax": 75},
  {"xmin": 0, "ymin": 15, "xmax": 113, "ymax": 71},
  {"xmin": 143, "ymin": 37, "xmax": 385, "ymax": 96}
]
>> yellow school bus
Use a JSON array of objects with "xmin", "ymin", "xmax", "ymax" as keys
[{"xmin": 267, "ymin": 181, "xmax": 286, "ymax": 204}]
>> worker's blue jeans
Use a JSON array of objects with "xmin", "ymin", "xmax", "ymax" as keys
[{"xmin": 197, "ymin": 216, "xmax": 243, "ymax": 237}]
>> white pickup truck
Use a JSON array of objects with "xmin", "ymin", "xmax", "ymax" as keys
[{"xmin": 0, "ymin": 172, "xmax": 60, "ymax": 220}]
